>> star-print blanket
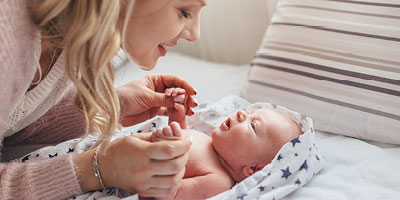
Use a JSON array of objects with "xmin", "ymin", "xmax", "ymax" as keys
[{"xmin": 16, "ymin": 95, "xmax": 324, "ymax": 200}]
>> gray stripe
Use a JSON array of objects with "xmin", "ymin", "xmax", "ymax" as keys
[
  {"xmin": 263, "ymin": 44, "xmax": 400, "ymax": 74},
  {"xmin": 251, "ymin": 61, "xmax": 400, "ymax": 97},
  {"xmin": 268, "ymin": 40, "xmax": 400, "ymax": 67},
  {"xmin": 272, "ymin": 22, "xmax": 400, "ymax": 42},
  {"xmin": 280, "ymin": 5, "xmax": 400, "ymax": 19},
  {"xmin": 248, "ymin": 79, "xmax": 400, "ymax": 121},
  {"xmin": 254, "ymin": 54, "xmax": 400, "ymax": 85},
  {"xmin": 324, "ymin": 0, "xmax": 400, "ymax": 8}
]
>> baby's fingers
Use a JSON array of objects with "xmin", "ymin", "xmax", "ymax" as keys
[
  {"xmin": 162, "ymin": 126, "xmax": 174, "ymax": 137},
  {"xmin": 165, "ymin": 87, "xmax": 186, "ymax": 97},
  {"xmin": 173, "ymin": 95, "xmax": 185, "ymax": 103},
  {"xmin": 169, "ymin": 122, "xmax": 183, "ymax": 138}
]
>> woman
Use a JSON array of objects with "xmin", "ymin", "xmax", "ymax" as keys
[{"xmin": 0, "ymin": 0, "xmax": 208, "ymax": 199}]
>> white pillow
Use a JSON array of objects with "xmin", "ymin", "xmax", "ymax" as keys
[{"xmin": 240, "ymin": 0, "xmax": 400, "ymax": 144}]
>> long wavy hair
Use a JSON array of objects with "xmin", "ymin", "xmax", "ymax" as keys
[{"xmin": 32, "ymin": 0, "xmax": 135, "ymax": 149}]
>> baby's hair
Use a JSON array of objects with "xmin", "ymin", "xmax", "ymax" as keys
[
  {"xmin": 285, "ymin": 115, "xmax": 303, "ymax": 138},
  {"xmin": 263, "ymin": 109, "xmax": 302, "ymax": 165}
]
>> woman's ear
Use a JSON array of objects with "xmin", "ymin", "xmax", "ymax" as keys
[{"xmin": 242, "ymin": 163, "xmax": 267, "ymax": 178}]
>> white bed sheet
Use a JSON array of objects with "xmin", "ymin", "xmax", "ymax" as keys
[{"xmin": 117, "ymin": 54, "xmax": 400, "ymax": 200}]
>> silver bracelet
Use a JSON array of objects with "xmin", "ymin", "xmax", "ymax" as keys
[{"xmin": 93, "ymin": 147, "xmax": 107, "ymax": 190}]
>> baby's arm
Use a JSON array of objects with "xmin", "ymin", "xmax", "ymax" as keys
[
  {"xmin": 172, "ymin": 173, "xmax": 233, "ymax": 200},
  {"xmin": 154, "ymin": 173, "xmax": 232, "ymax": 200}
]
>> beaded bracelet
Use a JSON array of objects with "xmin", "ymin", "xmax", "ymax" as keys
[{"xmin": 93, "ymin": 147, "xmax": 107, "ymax": 190}]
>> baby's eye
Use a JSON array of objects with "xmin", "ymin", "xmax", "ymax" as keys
[{"xmin": 251, "ymin": 122, "xmax": 256, "ymax": 131}]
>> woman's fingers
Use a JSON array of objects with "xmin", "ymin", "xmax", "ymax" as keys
[
  {"xmin": 140, "ymin": 174, "xmax": 182, "ymax": 198},
  {"xmin": 187, "ymin": 95, "xmax": 197, "ymax": 108},
  {"xmin": 147, "ymin": 168, "xmax": 185, "ymax": 191},
  {"xmin": 150, "ymin": 152, "xmax": 189, "ymax": 176},
  {"xmin": 140, "ymin": 169, "xmax": 184, "ymax": 198},
  {"xmin": 146, "ymin": 137, "xmax": 192, "ymax": 160},
  {"xmin": 150, "ymin": 74, "xmax": 196, "ymax": 96}
]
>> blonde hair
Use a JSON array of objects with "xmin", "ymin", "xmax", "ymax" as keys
[{"xmin": 32, "ymin": 0, "xmax": 132, "ymax": 149}]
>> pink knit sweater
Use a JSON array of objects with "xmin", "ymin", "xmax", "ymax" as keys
[{"xmin": 1, "ymin": 0, "xmax": 85, "ymax": 199}]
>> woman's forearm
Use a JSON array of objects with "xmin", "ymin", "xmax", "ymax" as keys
[{"xmin": 72, "ymin": 148, "xmax": 103, "ymax": 192}]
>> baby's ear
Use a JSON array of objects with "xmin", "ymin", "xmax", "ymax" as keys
[{"xmin": 242, "ymin": 163, "xmax": 267, "ymax": 178}]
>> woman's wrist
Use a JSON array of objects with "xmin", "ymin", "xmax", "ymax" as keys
[{"xmin": 72, "ymin": 148, "xmax": 104, "ymax": 192}]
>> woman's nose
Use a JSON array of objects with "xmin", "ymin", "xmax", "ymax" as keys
[
  {"xmin": 236, "ymin": 110, "xmax": 246, "ymax": 122},
  {"xmin": 181, "ymin": 20, "xmax": 200, "ymax": 42}
]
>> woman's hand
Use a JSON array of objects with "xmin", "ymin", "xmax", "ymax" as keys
[
  {"xmin": 117, "ymin": 74, "xmax": 197, "ymax": 127},
  {"xmin": 73, "ymin": 132, "xmax": 192, "ymax": 198}
]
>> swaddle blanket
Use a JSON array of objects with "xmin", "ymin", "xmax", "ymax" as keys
[
  {"xmin": 208, "ymin": 101, "xmax": 325, "ymax": 200},
  {"xmin": 16, "ymin": 95, "xmax": 324, "ymax": 200}
]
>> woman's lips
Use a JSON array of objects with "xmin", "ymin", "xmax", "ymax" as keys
[{"xmin": 158, "ymin": 44, "xmax": 168, "ymax": 56}]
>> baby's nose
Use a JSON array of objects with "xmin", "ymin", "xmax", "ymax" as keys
[{"xmin": 236, "ymin": 110, "xmax": 246, "ymax": 122}]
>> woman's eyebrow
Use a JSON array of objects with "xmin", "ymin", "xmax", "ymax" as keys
[{"xmin": 180, "ymin": 0, "xmax": 207, "ymax": 7}]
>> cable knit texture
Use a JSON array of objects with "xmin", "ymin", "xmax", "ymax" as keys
[{"xmin": 0, "ymin": 0, "xmax": 84, "ymax": 199}]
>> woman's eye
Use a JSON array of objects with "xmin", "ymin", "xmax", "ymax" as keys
[{"xmin": 180, "ymin": 9, "xmax": 192, "ymax": 19}]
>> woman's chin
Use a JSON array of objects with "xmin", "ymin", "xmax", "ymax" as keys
[
  {"xmin": 126, "ymin": 53, "xmax": 158, "ymax": 71},
  {"xmin": 136, "ymin": 59, "xmax": 157, "ymax": 71},
  {"xmin": 138, "ymin": 63, "xmax": 156, "ymax": 71}
]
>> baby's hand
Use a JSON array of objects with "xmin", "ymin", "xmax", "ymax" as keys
[
  {"xmin": 165, "ymin": 87, "xmax": 187, "ymax": 103},
  {"xmin": 165, "ymin": 87, "xmax": 188, "ymax": 123},
  {"xmin": 151, "ymin": 122, "xmax": 184, "ymax": 142}
]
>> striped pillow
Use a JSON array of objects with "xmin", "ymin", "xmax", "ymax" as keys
[{"xmin": 240, "ymin": 0, "xmax": 400, "ymax": 144}]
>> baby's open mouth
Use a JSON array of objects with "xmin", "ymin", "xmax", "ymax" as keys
[{"xmin": 221, "ymin": 118, "xmax": 231, "ymax": 130}]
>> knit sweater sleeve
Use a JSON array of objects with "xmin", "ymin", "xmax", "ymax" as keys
[
  {"xmin": 0, "ymin": 1, "xmax": 84, "ymax": 199},
  {"xmin": 4, "ymin": 87, "xmax": 85, "ymax": 145},
  {"xmin": 0, "ymin": 154, "xmax": 83, "ymax": 200}
]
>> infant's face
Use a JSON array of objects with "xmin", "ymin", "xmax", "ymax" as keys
[{"xmin": 211, "ymin": 108, "xmax": 297, "ymax": 172}]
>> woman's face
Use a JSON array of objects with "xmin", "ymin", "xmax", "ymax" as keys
[{"xmin": 123, "ymin": 0, "xmax": 207, "ymax": 70}]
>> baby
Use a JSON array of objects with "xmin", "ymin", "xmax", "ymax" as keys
[{"xmin": 149, "ymin": 88, "xmax": 303, "ymax": 200}]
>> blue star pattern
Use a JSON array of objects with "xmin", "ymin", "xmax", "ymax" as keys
[
  {"xmin": 258, "ymin": 186, "xmax": 265, "ymax": 192},
  {"xmin": 290, "ymin": 137, "xmax": 301, "ymax": 147},
  {"xmin": 295, "ymin": 179, "xmax": 301, "ymax": 185},
  {"xmin": 281, "ymin": 167, "xmax": 292, "ymax": 179},
  {"xmin": 277, "ymin": 154, "xmax": 283, "ymax": 161},
  {"xmin": 300, "ymin": 160, "xmax": 308, "ymax": 171}
]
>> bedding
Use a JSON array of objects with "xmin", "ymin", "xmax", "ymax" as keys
[
  {"xmin": 17, "ymin": 95, "xmax": 324, "ymax": 200},
  {"xmin": 8, "ymin": 54, "xmax": 400, "ymax": 200},
  {"xmin": 240, "ymin": 0, "xmax": 400, "ymax": 144}
]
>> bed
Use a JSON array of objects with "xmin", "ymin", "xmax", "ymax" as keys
[{"xmin": 114, "ymin": 53, "xmax": 400, "ymax": 200}]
